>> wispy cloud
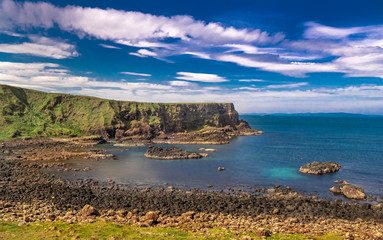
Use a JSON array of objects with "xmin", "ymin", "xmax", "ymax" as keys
[
  {"xmin": 266, "ymin": 82, "xmax": 308, "ymax": 89},
  {"xmin": 175, "ymin": 72, "xmax": 229, "ymax": 83},
  {"xmin": 120, "ymin": 71, "xmax": 152, "ymax": 77},
  {"xmin": 99, "ymin": 43, "xmax": 121, "ymax": 49},
  {"xmin": 0, "ymin": 61, "xmax": 170, "ymax": 92},
  {"xmin": 0, "ymin": 35, "xmax": 78, "ymax": 59},
  {"xmin": 238, "ymin": 79, "xmax": 266, "ymax": 82},
  {"xmin": 129, "ymin": 49, "xmax": 157, "ymax": 58},
  {"xmin": 216, "ymin": 54, "xmax": 339, "ymax": 77},
  {"xmin": 169, "ymin": 81, "xmax": 195, "ymax": 87}
]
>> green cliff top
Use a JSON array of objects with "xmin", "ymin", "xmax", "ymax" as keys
[{"xmin": 0, "ymin": 84, "xmax": 238, "ymax": 139}]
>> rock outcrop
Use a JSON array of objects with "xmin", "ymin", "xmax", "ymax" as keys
[
  {"xmin": 330, "ymin": 183, "xmax": 366, "ymax": 200},
  {"xmin": 144, "ymin": 146, "xmax": 208, "ymax": 160},
  {"xmin": 299, "ymin": 161, "xmax": 341, "ymax": 175}
]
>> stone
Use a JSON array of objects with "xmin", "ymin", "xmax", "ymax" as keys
[
  {"xmin": 80, "ymin": 204, "xmax": 100, "ymax": 217},
  {"xmin": 145, "ymin": 211, "xmax": 160, "ymax": 221},
  {"xmin": 299, "ymin": 161, "xmax": 341, "ymax": 175},
  {"xmin": 204, "ymin": 149, "xmax": 218, "ymax": 152},
  {"xmin": 256, "ymin": 228, "xmax": 271, "ymax": 237},
  {"xmin": 341, "ymin": 184, "xmax": 366, "ymax": 200},
  {"xmin": 217, "ymin": 167, "xmax": 226, "ymax": 171},
  {"xmin": 46, "ymin": 214, "xmax": 56, "ymax": 221},
  {"xmin": 330, "ymin": 184, "xmax": 366, "ymax": 200}
]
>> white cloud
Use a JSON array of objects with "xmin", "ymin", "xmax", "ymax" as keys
[
  {"xmin": 175, "ymin": 72, "xmax": 229, "ymax": 83},
  {"xmin": 169, "ymin": 81, "xmax": 194, "ymax": 87},
  {"xmin": 183, "ymin": 51, "xmax": 211, "ymax": 59},
  {"xmin": 266, "ymin": 82, "xmax": 308, "ymax": 89},
  {"xmin": 120, "ymin": 71, "xmax": 152, "ymax": 77},
  {"xmin": 0, "ymin": 61, "xmax": 172, "ymax": 92},
  {"xmin": 129, "ymin": 49, "xmax": 158, "ymax": 58},
  {"xmin": 238, "ymin": 79, "xmax": 265, "ymax": 82},
  {"xmin": 303, "ymin": 22, "xmax": 364, "ymax": 39},
  {"xmin": 0, "ymin": 36, "xmax": 78, "ymax": 59},
  {"xmin": 99, "ymin": 43, "xmax": 121, "ymax": 49},
  {"xmin": 0, "ymin": 0, "xmax": 284, "ymax": 45},
  {"xmin": 216, "ymin": 54, "xmax": 340, "ymax": 77}
]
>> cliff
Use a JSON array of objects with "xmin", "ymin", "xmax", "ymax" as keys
[{"xmin": 0, "ymin": 84, "xmax": 258, "ymax": 141}]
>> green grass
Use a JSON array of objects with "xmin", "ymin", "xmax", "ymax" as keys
[{"xmin": 0, "ymin": 221, "xmax": 343, "ymax": 240}]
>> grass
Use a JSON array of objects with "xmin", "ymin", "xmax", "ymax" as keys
[{"xmin": 0, "ymin": 221, "xmax": 344, "ymax": 240}]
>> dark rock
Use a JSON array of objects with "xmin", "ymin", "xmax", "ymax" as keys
[
  {"xmin": 256, "ymin": 228, "xmax": 271, "ymax": 237},
  {"xmin": 299, "ymin": 161, "xmax": 341, "ymax": 175},
  {"xmin": 144, "ymin": 146, "xmax": 208, "ymax": 160},
  {"xmin": 46, "ymin": 214, "xmax": 56, "ymax": 221}
]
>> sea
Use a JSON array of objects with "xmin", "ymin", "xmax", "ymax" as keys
[{"xmin": 51, "ymin": 115, "xmax": 383, "ymax": 200}]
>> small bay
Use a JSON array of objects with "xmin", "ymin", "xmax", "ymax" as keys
[{"xmin": 52, "ymin": 115, "xmax": 383, "ymax": 199}]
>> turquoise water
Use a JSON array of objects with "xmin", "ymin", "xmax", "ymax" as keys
[{"xmin": 56, "ymin": 115, "xmax": 383, "ymax": 198}]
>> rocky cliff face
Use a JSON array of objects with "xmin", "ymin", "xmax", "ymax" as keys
[{"xmin": 0, "ymin": 85, "xmax": 251, "ymax": 140}]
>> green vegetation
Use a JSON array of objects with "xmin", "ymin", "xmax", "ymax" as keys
[
  {"xmin": 0, "ymin": 85, "xmax": 238, "ymax": 140},
  {"xmin": 0, "ymin": 221, "xmax": 343, "ymax": 240}
]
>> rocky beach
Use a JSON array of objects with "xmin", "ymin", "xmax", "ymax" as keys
[{"xmin": 1, "ymin": 137, "xmax": 383, "ymax": 239}]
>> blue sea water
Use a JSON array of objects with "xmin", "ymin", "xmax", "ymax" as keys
[{"xmin": 54, "ymin": 115, "xmax": 383, "ymax": 199}]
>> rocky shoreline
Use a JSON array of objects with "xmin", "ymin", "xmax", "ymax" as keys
[{"xmin": 1, "ymin": 138, "xmax": 383, "ymax": 239}]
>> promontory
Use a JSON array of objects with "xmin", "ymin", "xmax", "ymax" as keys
[{"xmin": 0, "ymin": 84, "xmax": 261, "ymax": 143}]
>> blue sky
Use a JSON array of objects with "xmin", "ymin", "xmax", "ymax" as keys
[{"xmin": 1, "ymin": 0, "xmax": 383, "ymax": 113}]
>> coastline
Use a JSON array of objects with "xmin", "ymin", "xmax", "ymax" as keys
[{"xmin": 1, "ymin": 137, "xmax": 383, "ymax": 239}]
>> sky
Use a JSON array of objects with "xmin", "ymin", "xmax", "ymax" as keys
[{"xmin": 1, "ymin": 0, "xmax": 383, "ymax": 114}]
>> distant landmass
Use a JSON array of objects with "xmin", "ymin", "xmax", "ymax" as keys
[{"xmin": 243, "ymin": 113, "xmax": 383, "ymax": 117}]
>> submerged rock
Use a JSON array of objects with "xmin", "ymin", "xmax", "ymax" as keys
[
  {"xmin": 144, "ymin": 146, "xmax": 208, "ymax": 160},
  {"xmin": 330, "ymin": 183, "xmax": 366, "ymax": 200},
  {"xmin": 299, "ymin": 161, "xmax": 341, "ymax": 175}
]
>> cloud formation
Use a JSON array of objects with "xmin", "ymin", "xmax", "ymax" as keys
[
  {"xmin": 0, "ymin": 0, "xmax": 284, "ymax": 44},
  {"xmin": 175, "ymin": 72, "xmax": 229, "ymax": 83},
  {"xmin": 0, "ymin": 35, "xmax": 78, "ymax": 59},
  {"xmin": 120, "ymin": 72, "xmax": 152, "ymax": 77}
]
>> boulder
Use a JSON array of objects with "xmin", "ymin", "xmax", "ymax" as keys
[
  {"xmin": 299, "ymin": 161, "xmax": 341, "ymax": 175},
  {"xmin": 80, "ymin": 204, "xmax": 100, "ymax": 217},
  {"xmin": 341, "ymin": 184, "xmax": 366, "ymax": 200},
  {"xmin": 330, "ymin": 183, "xmax": 366, "ymax": 200},
  {"xmin": 145, "ymin": 211, "xmax": 160, "ymax": 221}
]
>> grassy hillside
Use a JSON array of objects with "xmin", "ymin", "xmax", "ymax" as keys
[{"xmin": 0, "ymin": 85, "xmax": 239, "ymax": 140}]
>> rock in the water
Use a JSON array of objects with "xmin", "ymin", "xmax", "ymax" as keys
[
  {"xmin": 299, "ymin": 161, "xmax": 341, "ymax": 175},
  {"xmin": 144, "ymin": 146, "xmax": 207, "ymax": 160},
  {"xmin": 330, "ymin": 184, "xmax": 366, "ymax": 200},
  {"xmin": 329, "ymin": 185, "xmax": 342, "ymax": 195},
  {"xmin": 341, "ymin": 184, "xmax": 366, "ymax": 200},
  {"xmin": 204, "ymin": 148, "xmax": 218, "ymax": 152},
  {"xmin": 217, "ymin": 167, "xmax": 226, "ymax": 171}
]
